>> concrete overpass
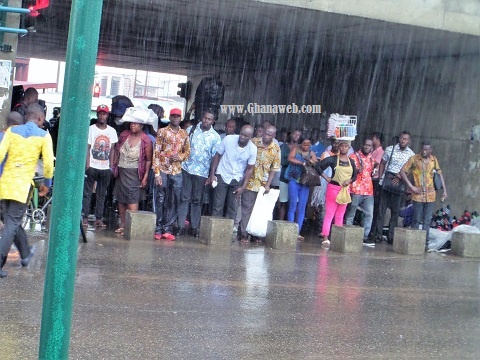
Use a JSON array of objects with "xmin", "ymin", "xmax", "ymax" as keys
[{"xmin": 7, "ymin": 0, "xmax": 480, "ymax": 212}]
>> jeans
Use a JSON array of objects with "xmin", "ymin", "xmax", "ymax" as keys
[
  {"xmin": 211, "ymin": 174, "xmax": 241, "ymax": 220},
  {"xmin": 374, "ymin": 188, "xmax": 402, "ymax": 241},
  {"xmin": 321, "ymin": 183, "xmax": 348, "ymax": 237},
  {"xmin": 82, "ymin": 167, "xmax": 111, "ymax": 220},
  {"xmin": 287, "ymin": 180, "xmax": 310, "ymax": 233},
  {"xmin": 412, "ymin": 201, "xmax": 434, "ymax": 242},
  {"xmin": 0, "ymin": 200, "xmax": 29, "ymax": 269},
  {"xmin": 154, "ymin": 172, "xmax": 182, "ymax": 234},
  {"xmin": 177, "ymin": 169, "xmax": 206, "ymax": 230},
  {"xmin": 345, "ymin": 194, "xmax": 374, "ymax": 239}
]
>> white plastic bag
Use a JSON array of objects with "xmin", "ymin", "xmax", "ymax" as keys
[
  {"xmin": 118, "ymin": 107, "xmax": 158, "ymax": 129},
  {"xmin": 428, "ymin": 224, "xmax": 480, "ymax": 251},
  {"xmin": 246, "ymin": 187, "xmax": 280, "ymax": 237}
]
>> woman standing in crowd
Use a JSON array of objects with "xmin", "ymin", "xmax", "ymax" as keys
[
  {"xmin": 284, "ymin": 138, "xmax": 317, "ymax": 241},
  {"xmin": 278, "ymin": 129, "xmax": 302, "ymax": 220},
  {"xmin": 112, "ymin": 122, "xmax": 153, "ymax": 235},
  {"xmin": 315, "ymin": 139, "xmax": 357, "ymax": 246}
]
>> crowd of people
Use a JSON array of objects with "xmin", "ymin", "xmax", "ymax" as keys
[{"xmin": 0, "ymin": 89, "xmax": 449, "ymax": 278}]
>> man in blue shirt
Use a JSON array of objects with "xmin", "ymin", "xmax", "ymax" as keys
[{"xmin": 177, "ymin": 110, "xmax": 221, "ymax": 237}]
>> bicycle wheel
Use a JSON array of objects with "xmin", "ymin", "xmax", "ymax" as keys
[{"xmin": 22, "ymin": 202, "xmax": 35, "ymax": 229}]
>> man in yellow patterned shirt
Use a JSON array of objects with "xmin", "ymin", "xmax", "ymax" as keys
[
  {"xmin": 0, "ymin": 104, "xmax": 54, "ymax": 278},
  {"xmin": 239, "ymin": 125, "xmax": 280, "ymax": 243},
  {"xmin": 400, "ymin": 140, "xmax": 447, "ymax": 249}
]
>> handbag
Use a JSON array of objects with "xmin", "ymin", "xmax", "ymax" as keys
[
  {"xmin": 383, "ymin": 171, "xmax": 405, "ymax": 195},
  {"xmin": 433, "ymin": 157, "xmax": 443, "ymax": 190},
  {"xmin": 299, "ymin": 165, "xmax": 320, "ymax": 186},
  {"xmin": 382, "ymin": 146, "xmax": 405, "ymax": 195}
]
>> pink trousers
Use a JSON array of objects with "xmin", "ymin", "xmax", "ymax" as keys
[{"xmin": 321, "ymin": 183, "xmax": 348, "ymax": 237}]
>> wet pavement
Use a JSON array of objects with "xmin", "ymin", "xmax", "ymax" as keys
[{"xmin": 1, "ymin": 226, "xmax": 480, "ymax": 359}]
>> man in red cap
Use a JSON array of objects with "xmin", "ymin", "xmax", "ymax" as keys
[
  {"xmin": 153, "ymin": 108, "xmax": 190, "ymax": 240},
  {"xmin": 82, "ymin": 104, "xmax": 118, "ymax": 228}
]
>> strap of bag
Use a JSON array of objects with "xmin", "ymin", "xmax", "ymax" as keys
[
  {"xmin": 385, "ymin": 145, "xmax": 396, "ymax": 173},
  {"xmin": 355, "ymin": 152, "xmax": 364, "ymax": 172}
]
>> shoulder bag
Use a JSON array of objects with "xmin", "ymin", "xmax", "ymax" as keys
[
  {"xmin": 382, "ymin": 145, "xmax": 405, "ymax": 195},
  {"xmin": 433, "ymin": 157, "xmax": 443, "ymax": 190},
  {"xmin": 299, "ymin": 151, "xmax": 320, "ymax": 186}
]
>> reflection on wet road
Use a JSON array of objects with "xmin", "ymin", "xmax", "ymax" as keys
[{"xmin": 1, "ymin": 229, "xmax": 480, "ymax": 359}]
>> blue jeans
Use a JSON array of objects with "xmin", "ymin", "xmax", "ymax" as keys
[
  {"xmin": 412, "ymin": 201, "xmax": 434, "ymax": 242},
  {"xmin": 345, "ymin": 194, "xmax": 374, "ymax": 239},
  {"xmin": 287, "ymin": 180, "xmax": 310, "ymax": 233}
]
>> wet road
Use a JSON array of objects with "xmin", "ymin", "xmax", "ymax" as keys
[{"xmin": 1, "ymin": 228, "xmax": 480, "ymax": 359}]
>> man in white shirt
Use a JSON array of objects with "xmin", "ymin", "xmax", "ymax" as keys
[
  {"xmin": 82, "ymin": 105, "xmax": 118, "ymax": 228},
  {"xmin": 208, "ymin": 125, "xmax": 256, "ymax": 220}
]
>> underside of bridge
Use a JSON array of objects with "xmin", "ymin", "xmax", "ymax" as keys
[{"xmin": 15, "ymin": 0, "xmax": 480, "ymax": 212}]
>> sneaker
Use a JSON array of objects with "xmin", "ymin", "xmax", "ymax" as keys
[
  {"xmin": 21, "ymin": 246, "xmax": 35, "ymax": 267},
  {"xmin": 191, "ymin": 228, "xmax": 199, "ymax": 238},
  {"xmin": 162, "ymin": 233, "xmax": 176, "ymax": 241},
  {"xmin": 0, "ymin": 269, "xmax": 7, "ymax": 278},
  {"xmin": 154, "ymin": 233, "xmax": 162, "ymax": 240}
]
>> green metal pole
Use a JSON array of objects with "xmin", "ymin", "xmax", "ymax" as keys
[{"xmin": 38, "ymin": 0, "xmax": 103, "ymax": 359}]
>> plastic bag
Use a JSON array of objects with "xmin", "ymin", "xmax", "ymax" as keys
[
  {"xmin": 246, "ymin": 187, "xmax": 280, "ymax": 237},
  {"xmin": 336, "ymin": 186, "xmax": 351, "ymax": 204},
  {"xmin": 117, "ymin": 107, "xmax": 158, "ymax": 128},
  {"xmin": 428, "ymin": 225, "xmax": 480, "ymax": 251}
]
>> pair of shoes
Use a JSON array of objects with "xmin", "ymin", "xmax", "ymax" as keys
[
  {"xmin": 114, "ymin": 227, "xmax": 124, "ymax": 235},
  {"xmin": 297, "ymin": 235, "xmax": 305, "ymax": 242},
  {"xmin": 162, "ymin": 233, "xmax": 175, "ymax": 241},
  {"xmin": 154, "ymin": 233, "xmax": 162, "ymax": 240},
  {"xmin": 191, "ymin": 228, "xmax": 199, "ymax": 238},
  {"xmin": 0, "ymin": 269, "xmax": 7, "ymax": 278},
  {"xmin": 95, "ymin": 220, "xmax": 107, "ymax": 228},
  {"xmin": 21, "ymin": 246, "xmax": 35, "ymax": 267},
  {"xmin": 322, "ymin": 239, "xmax": 330, "ymax": 247},
  {"xmin": 176, "ymin": 228, "xmax": 185, "ymax": 236},
  {"xmin": 387, "ymin": 238, "xmax": 393, "ymax": 245}
]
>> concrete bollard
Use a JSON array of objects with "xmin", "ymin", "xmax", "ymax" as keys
[
  {"xmin": 124, "ymin": 210, "xmax": 156, "ymax": 241},
  {"xmin": 451, "ymin": 232, "xmax": 480, "ymax": 257},
  {"xmin": 330, "ymin": 225, "xmax": 364, "ymax": 253},
  {"xmin": 199, "ymin": 216, "xmax": 234, "ymax": 246},
  {"xmin": 393, "ymin": 227, "xmax": 426, "ymax": 255},
  {"xmin": 265, "ymin": 220, "xmax": 298, "ymax": 250}
]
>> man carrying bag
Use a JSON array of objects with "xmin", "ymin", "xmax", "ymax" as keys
[{"xmin": 372, "ymin": 131, "xmax": 415, "ymax": 244}]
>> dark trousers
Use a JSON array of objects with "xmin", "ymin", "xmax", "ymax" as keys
[
  {"xmin": 240, "ymin": 190, "xmax": 258, "ymax": 237},
  {"xmin": 82, "ymin": 167, "xmax": 111, "ymax": 220},
  {"xmin": 374, "ymin": 188, "xmax": 402, "ymax": 242},
  {"xmin": 211, "ymin": 174, "xmax": 241, "ymax": 220},
  {"xmin": 178, "ymin": 170, "xmax": 206, "ymax": 230},
  {"xmin": 370, "ymin": 179, "xmax": 381, "ymax": 237},
  {"xmin": 412, "ymin": 201, "xmax": 434, "ymax": 242},
  {"xmin": 154, "ymin": 172, "xmax": 182, "ymax": 234},
  {"xmin": 0, "ymin": 200, "xmax": 29, "ymax": 269}
]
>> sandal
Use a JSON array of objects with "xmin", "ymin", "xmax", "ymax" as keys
[
  {"xmin": 240, "ymin": 237, "xmax": 249, "ymax": 244},
  {"xmin": 95, "ymin": 220, "xmax": 107, "ymax": 228},
  {"xmin": 114, "ymin": 227, "xmax": 124, "ymax": 234},
  {"xmin": 297, "ymin": 235, "xmax": 304, "ymax": 242}
]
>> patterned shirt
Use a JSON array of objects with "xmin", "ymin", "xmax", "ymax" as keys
[
  {"xmin": 381, "ymin": 144, "xmax": 415, "ymax": 181},
  {"xmin": 349, "ymin": 151, "xmax": 374, "ymax": 195},
  {"xmin": 153, "ymin": 124, "xmax": 190, "ymax": 176},
  {"xmin": 182, "ymin": 125, "xmax": 221, "ymax": 178},
  {"xmin": 401, "ymin": 154, "xmax": 442, "ymax": 203},
  {"xmin": 247, "ymin": 137, "xmax": 281, "ymax": 192}
]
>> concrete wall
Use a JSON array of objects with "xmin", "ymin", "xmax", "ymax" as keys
[
  {"xmin": 189, "ymin": 52, "xmax": 479, "ymax": 214},
  {"xmin": 258, "ymin": 0, "xmax": 480, "ymax": 36}
]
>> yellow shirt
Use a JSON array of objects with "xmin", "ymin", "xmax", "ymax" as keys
[
  {"xmin": 0, "ymin": 122, "xmax": 54, "ymax": 203},
  {"xmin": 247, "ymin": 138, "xmax": 280, "ymax": 192},
  {"xmin": 401, "ymin": 154, "xmax": 441, "ymax": 203}
]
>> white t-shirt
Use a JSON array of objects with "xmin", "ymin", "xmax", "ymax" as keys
[
  {"xmin": 216, "ymin": 135, "xmax": 257, "ymax": 184},
  {"xmin": 88, "ymin": 124, "xmax": 118, "ymax": 170}
]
